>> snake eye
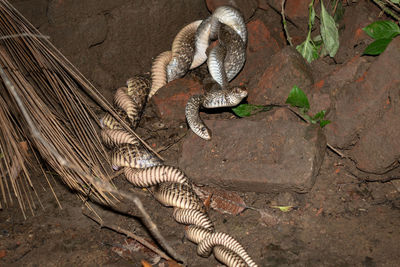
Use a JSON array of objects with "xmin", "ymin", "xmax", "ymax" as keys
[{"xmin": 201, "ymin": 127, "xmax": 206, "ymax": 132}]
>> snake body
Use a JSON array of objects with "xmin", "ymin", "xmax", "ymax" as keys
[
  {"xmin": 100, "ymin": 128, "xmax": 139, "ymax": 148},
  {"xmin": 202, "ymin": 85, "xmax": 248, "ymax": 108},
  {"xmin": 150, "ymin": 51, "xmax": 172, "ymax": 99},
  {"xmin": 166, "ymin": 20, "xmax": 202, "ymax": 82},
  {"xmin": 185, "ymin": 86, "xmax": 247, "ymax": 141},
  {"xmin": 185, "ymin": 5, "xmax": 248, "ymax": 140},
  {"xmin": 100, "ymin": 5, "xmax": 258, "ymax": 266},
  {"xmin": 211, "ymin": 5, "xmax": 247, "ymax": 44},
  {"xmin": 185, "ymin": 94, "xmax": 212, "ymax": 140},
  {"xmin": 124, "ymin": 165, "xmax": 189, "ymax": 187}
]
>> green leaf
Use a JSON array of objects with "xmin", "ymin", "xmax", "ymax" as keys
[
  {"xmin": 286, "ymin": 86, "xmax": 310, "ymax": 111},
  {"xmin": 390, "ymin": 0, "xmax": 400, "ymax": 4},
  {"xmin": 319, "ymin": 120, "xmax": 331, "ymax": 128},
  {"xmin": 270, "ymin": 205, "xmax": 294, "ymax": 212},
  {"xmin": 303, "ymin": 113, "xmax": 315, "ymax": 124},
  {"xmin": 310, "ymin": 4, "xmax": 316, "ymax": 26},
  {"xmin": 363, "ymin": 21, "xmax": 400, "ymax": 40},
  {"xmin": 296, "ymin": 39, "xmax": 319, "ymax": 63},
  {"xmin": 363, "ymin": 38, "xmax": 393, "ymax": 55},
  {"xmin": 320, "ymin": 1, "xmax": 340, "ymax": 57},
  {"xmin": 232, "ymin": 104, "xmax": 271, "ymax": 117},
  {"xmin": 312, "ymin": 110, "xmax": 326, "ymax": 121}
]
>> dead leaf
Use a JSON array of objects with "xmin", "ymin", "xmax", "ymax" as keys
[
  {"xmin": 192, "ymin": 185, "xmax": 247, "ymax": 215},
  {"xmin": 166, "ymin": 260, "xmax": 184, "ymax": 267},
  {"xmin": 0, "ymin": 250, "xmax": 6, "ymax": 259},
  {"xmin": 111, "ymin": 238, "xmax": 160, "ymax": 265},
  {"xmin": 18, "ymin": 141, "xmax": 29, "ymax": 155},
  {"xmin": 9, "ymin": 155, "xmax": 22, "ymax": 181},
  {"xmin": 141, "ymin": 260, "xmax": 152, "ymax": 267},
  {"xmin": 270, "ymin": 205, "xmax": 294, "ymax": 212},
  {"xmin": 258, "ymin": 209, "xmax": 280, "ymax": 226}
]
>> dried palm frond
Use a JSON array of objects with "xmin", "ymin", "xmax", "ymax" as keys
[
  {"xmin": 0, "ymin": 0, "xmax": 119, "ymax": 214},
  {"xmin": 0, "ymin": 2, "xmax": 184, "ymax": 262}
]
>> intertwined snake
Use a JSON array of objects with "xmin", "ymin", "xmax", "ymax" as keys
[{"xmin": 100, "ymin": 6, "xmax": 257, "ymax": 267}]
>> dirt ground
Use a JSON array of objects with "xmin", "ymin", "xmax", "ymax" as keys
[{"xmin": 1, "ymin": 1, "xmax": 400, "ymax": 266}]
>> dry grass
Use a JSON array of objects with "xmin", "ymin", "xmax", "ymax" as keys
[{"xmin": 0, "ymin": 0, "xmax": 117, "ymax": 217}]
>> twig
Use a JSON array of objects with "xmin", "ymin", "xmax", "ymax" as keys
[
  {"xmin": 108, "ymin": 168, "xmax": 124, "ymax": 181},
  {"xmin": 0, "ymin": 33, "xmax": 50, "ymax": 40},
  {"xmin": 0, "ymin": 66, "xmax": 185, "ymax": 264},
  {"xmin": 345, "ymin": 168, "xmax": 400, "ymax": 183},
  {"xmin": 326, "ymin": 143, "xmax": 345, "ymax": 158},
  {"xmin": 82, "ymin": 206, "xmax": 173, "ymax": 262},
  {"xmin": 384, "ymin": 0, "xmax": 400, "ymax": 12},
  {"xmin": 332, "ymin": 0, "xmax": 340, "ymax": 16},
  {"xmin": 281, "ymin": 0, "xmax": 293, "ymax": 46},
  {"xmin": 372, "ymin": 0, "xmax": 400, "ymax": 21},
  {"xmin": 156, "ymin": 132, "xmax": 187, "ymax": 153}
]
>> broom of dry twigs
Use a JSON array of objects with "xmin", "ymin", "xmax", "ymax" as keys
[
  {"xmin": 0, "ymin": 1, "xmax": 183, "ymax": 262},
  {"xmin": 0, "ymin": 0, "xmax": 115, "ymax": 216}
]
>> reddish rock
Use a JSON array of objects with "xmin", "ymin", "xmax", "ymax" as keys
[
  {"xmin": 308, "ymin": 92, "xmax": 331, "ymax": 116},
  {"xmin": 268, "ymin": 0, "xmax": 310, "ymax": 26},
  {"xmin": 312, "ymin": 55, "xmax": 370, "ymax": 94},
  {"xmin": 234, "ymin": 19, "xmax": 282, "ymax": 86},
  {"xmin": 247, "ymin": 19, "xmax": 281, "ymax": 53},
  {"xmin": 326, "ymin": 36, "xmax": 400, "ymax": 151},
  {"xmin": 334, "ymin": 0, "xmax": 381, "ymax": 63},
  {"xmin": 150, "ymin": 78, "xmax": 203, "ymax": 121},
  {"xmin": 179, "ymin": 108, "xmax": 326, "ymax": 193},
  {"xmin": 308, "ymin": 55, "xmax": 370, "ymax": 115},
  {"xmin": 246, "ymin": 46, "xmax": 313, "ymax": 105},
  {"xmin": 205, "ymin": 0, "xmax": 258, "ymax": 21}
]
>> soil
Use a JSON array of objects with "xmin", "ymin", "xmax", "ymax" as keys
[{"xmin": 1, "ymin": 1, "xmax": 400, "ymax": 267}]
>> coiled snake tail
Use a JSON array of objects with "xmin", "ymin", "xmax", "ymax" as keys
[{"xmin": 150, "ymin": 51, "xmax": 172, "ymax": 99}]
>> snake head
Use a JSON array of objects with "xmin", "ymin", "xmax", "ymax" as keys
[
  {"xmin": 226, "ymin": 86, "xmax": 248, "ymax": 106},
  {"xmin": 166, "ymin": 58, "xmax": 184, "ymax": 82},
  {"xmin": 200, "ymin": 125, "xmax": 212, "ymax": 140}
]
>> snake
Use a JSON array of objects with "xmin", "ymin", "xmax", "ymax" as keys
[
  {"xmin": 185, "ymin": 85, "xmax": 248, "ymax": 140},
  {"xmin": 185, "ymin": 5, "xmax": 248, "ymax": 141},
  {"xmin": 100, "ymin": 5, "xmax": 258, "ymax": 267}
]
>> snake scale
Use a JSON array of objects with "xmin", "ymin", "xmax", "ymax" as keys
[{"xmin": 100, "ymin": 5, "xmax": 257, "ymax": 267}]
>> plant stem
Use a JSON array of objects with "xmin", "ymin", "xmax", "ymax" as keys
[
  {"xmin": 372, "ymin": 0, "xmax": 400, "ymax": 22},
  {"xmin": 281, "ymin": 0, "xmax": 293, "ymax": 46},
  {"xmin": 307, "ymin": 0, "xmax": 315, "ymax": 42}
]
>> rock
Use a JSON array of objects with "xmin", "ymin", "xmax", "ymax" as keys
[
  {"xmin": 334, "ymin": 0, "xmax": 380, "ymax": 63},
  {"xmin": 205, "ymin": 0, "xmax": 258, "ymax": 21},
  {"xmin": 234, "ymin": 18, "xmax": 282, "ymax": 86},
  {"xmin": 326, "ymin": 37, "xmax": 400, "ymax": 149},
  {"xmin": 312, "ymin": 55, "xmax": 370, "ymax": 94},
  {"xmin": 246, "ymin": 46, "xmax": 313, "ymax": 105},
  {"xmin": 308, "ymin": 55, "xmax": 370, "ymax": 115},
  {"xmin": 349, "ymin": 87, "xmax": 400, "ymax": 174},
  {"xmin": 178, "ymin": 108, "xmax": 326, "ymax": 193},
  {"xmin": 150, "ymin": 78, "xmax": 203, "ymax": 122},
  {"xmin": 308, "ymin": 92, "xmax": 331, "ymax": 116},
  {"xmin": 267, "ymin": 0, "xmax": 310, "ymax": 26},
  {"xmin": 257, "ymin": 0, "xmax": 270, "ymax": 11}
]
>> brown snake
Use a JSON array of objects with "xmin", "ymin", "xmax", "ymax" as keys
[{"xmin": 100, "ymin": 5, "xmax": 258, "ymax": 267}]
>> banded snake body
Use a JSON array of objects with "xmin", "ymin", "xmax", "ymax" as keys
[{"xmin": 101, "ymin": 5, "xmax": 257, "ymax": 267}]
